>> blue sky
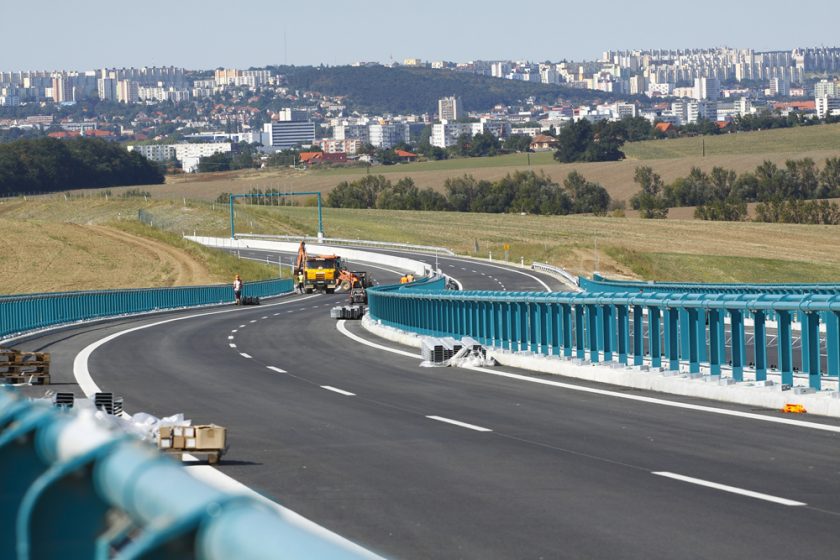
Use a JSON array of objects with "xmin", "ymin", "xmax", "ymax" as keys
[{"xmin": 3, "ymin": 0, "xmax": 839, "ymax": 70}]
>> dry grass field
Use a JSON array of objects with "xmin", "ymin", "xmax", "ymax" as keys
[
  {"xmin": 6, "ymin": 124, "xmax": 840, "ymax": 293},
  {"xmin": 82, "ymin": 124, "xmax": 840, "ymax": 206}
]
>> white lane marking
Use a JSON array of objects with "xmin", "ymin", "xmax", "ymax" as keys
[
  {"xmin": 72, "ymin": 294, "xmax": 320, "ymax": 398},
  {"xmin": 267, "ymin": 366, "xmax": 286, "ymax": 373},
  {"xmin": 336, "ymin": 321, "xmax": 419, "ymax": 359},
  {"xmin": 465, "ymin": 260, "xmax": 553, "ymax": 292},
  {"xmin": 652, "ymin": 472, "xmax": 806, "ymax": 507},
  {"xmin": 286, "ymin": 310, "xmax": 294, "ymax": 313},
  {"xmin": 249, "ymin": 320, "xmax": 257, "ymax": 323},
  {"xmin": 240, "ymin": 352, "xmax": 252, "ymax": 359},
  {"xmin": 337, "ymin": 323, "xmax": 840, "ymax": 434},
  {"xmin": 311, "ymin": 306, "xmax": 320, "ymax": 309},
  {"xmin": 231, "ymin": 329, "xmax": 238, "ymax": 333},
  {"xmin": 261, "ymin": 316, "xmax": 268, "ymax": 319},
  {"xmin": 321, "ymin": 385, "xmax": 356, "ymax": 396},
  {"xmin": 228, "ymin": 335, "xmax": 235, "ymax": 340},
  {"xmin": 273, "ymin": 313, "xmax": 281, "ymax": 316},
  {"xmin": 229, "ymin": 343, "xmax": 237, "ymax": 348},
  {"xmin": 427, "ymin": 415, "xmax": 492, "ymax": 432},
  {"xmin": 239, "ymin": 324, "xmax": 246, "ymax": 328}
]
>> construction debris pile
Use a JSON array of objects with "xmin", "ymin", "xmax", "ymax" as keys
[
  {"xmin": 421, "ymin": 337, "xmax": 495, "ymax": 368},
  {"xmin": 1, "ymin": 347, "xmax": 51, "ymax": 385}
]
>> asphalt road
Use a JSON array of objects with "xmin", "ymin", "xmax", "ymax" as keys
[{"xmin": 12, "ymin": 250, "xmax": 840, "ymax": 559}]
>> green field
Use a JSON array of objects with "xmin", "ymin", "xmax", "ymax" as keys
[{"xmin": 623, "ymin": 123, "xmax": 840, "ymax": 160}]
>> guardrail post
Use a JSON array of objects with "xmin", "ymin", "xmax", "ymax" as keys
[
  {"xmin": 687, "ymin": 308, "xmax": 700, "ymax": 374},
  {"xmin": 518, "ymin": 302, "xmax": 529, "ymax": 352},
  {"xmin": 679, "ymin": 309, "xmax": 691, "ymax": 362},
  {"xmin": 536, "ymin": 301, "xmax": 548, "ymax": 354},
  {"xmin": 601, "ymin": 305, "xmax": 613, "ymax": 362},
  {"xmin": 574, "ymin": 306, "xmax": 585, "ymax": 360},
  {"xmin": 777, "ymin": 310, "xmax": 794, "ymax": 386},
  {"xmin": 649, "ymin": 306, "xmax": 662, "ymax": 369},
  {"xmin": 802, "ymin": 312, "xmax": 821, "ymax": 390},
  {"xmin": 617, "ymin": 304, "xmax": 629, "ymax": 365},
  {"xmin": 753, "ymin": 310, "xmax": 767, "ymax": 381},
  {"xmin": 696, "ymin": 309, "xmax": 708, "ymax": 363},
  {"xmin": 504, "ymin": 301, "xmax": 513, "ymax": 351},
  {"xmin": 561, "ymin": 304, "xmax": 573, "ymax": 358},
  {"xmin": 708, "ymin": 308, "xmax": 723, "ymax": 375},
  {"xmin": 547, "ymin": 302, "xmax": 558, "ymax": 356},
  {"xmin": 632, "ymin": 305, "xmax": 644, "ymax": 366},
  {"xmin": 729, "ymin": 309, "xmax": 745, "ymax": 381},
  {"xmin": 666, "ymin": 308, "xmax": 680, "ymax": 371},
  {"xmin": 587, "ymin": 304, "xmax": 599, "ymax": 363},
  {"xmin": 828, "ymin": 311, "xmax": 840, "ymax": 379},
  {"xmin": 529, "ymin": 302, "xmax": 540, "ymax": 353}
]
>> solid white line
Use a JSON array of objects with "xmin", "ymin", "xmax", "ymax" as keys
[
  {"xmin": 652, "ymin": 472, "xmax": 806, "ymax": 506},
  {"xmin": 336, "ymin": 323, "xmax": 840, "ymax": 434},
  {"xmin": 321, "ymin": 385, "xmax": 356, "ymax": 396},
  {"xmin": 336, "ymin": 321, "xmax": 420, "ymax": 359},
  {"xmin": 229, "ymin": 343, "xmax": 237, "ymax": 348},
  {"xmin": 240, "ymin": 352, "xmax": 252, "ymax": 359},
  {"xmin": 267, "ymin": 366, "xmax": 286, "ymax": 373},
  {"xmin": 426, "ymin": 415, "xmax": 492, "ymax": 432}
]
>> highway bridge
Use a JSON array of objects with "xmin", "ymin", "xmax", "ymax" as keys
[{"xmin": 3, "ymin": 240, "xmax": 840, "ymax": 559}]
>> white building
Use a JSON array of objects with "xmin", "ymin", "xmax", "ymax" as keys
[
  {"xmin": 431, "ymin": 121, "xmax": 483, "ymax": 148},
  {"xmin": 334, "ymin": 124, "xmax": 369, "ymax": 143},
  {"xmin": 127, "ymin": 144, "xmax": 176, "ymax": 162},
  {"xmin": 315, "ymin": 139, "xmax": 363, "ymax": 155},
  {"xmin": 816, "ymin": 95, "xmax": 840, "ymax": 119},
  {"xmin": 814, "ymin": 79, "xmax": 837, "ymax": 98},
  {"xmin": 368, "ymin": 122, "xmax": 410, "ymax": 148},
  {"xmin": 262, "ymin": 121, "xmax": 316, "ymax": 149},
  {"xmin": 117, "ymin": 80, "xmax": 139, "ymax": 103},
  {"xmin": 769, "ymin": 77, "xmax": 790, "ymax": 97},
  {"xmin": 438, "ymin": 96, "xmax": 463, "ymax": 121},
  {"xmin": 693, "ymin": 77, "xmax": 720, "ymax": 101}
]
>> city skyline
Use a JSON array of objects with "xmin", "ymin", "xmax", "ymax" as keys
[{"xmin": 4, "ymin": 0, "xmax": 840, "ymax": 71}]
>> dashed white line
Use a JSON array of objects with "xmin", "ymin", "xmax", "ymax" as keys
[
  {"xmin": 249, "ymin": 320, "xmax": 257, "ymax": 323},
  {"xmin": 240, "ymin": 352, "xmax": 252, "ymax": 359},
  {"xmin": 231, "ymin": 329, "xmax": 238, "ymax": 333},
  {"xmin": 321, "ymin": 385, "xmax": 356, "ymax": 396},
  {"xmin": 652, "ymin": 472, "xmax": 807, "ymax": 507},
  {"xmin": 239, "ymin": 324, "xmax": 246, "ymax": 328},
  {"xmin": 228, "ymin": 335, "xmax": 235, "ymax": 340},
  {"xmin": 261, "ymin": 316, "xmax": 268, "ymax": 319},
  {"xmin": 229, "ymin": 343, "xmax": 237, "ymax": 348},
  {"xmin": 267, "ymin": 366, "xmax": 286, "ymax": 373},
  {"xmin": 273, "ymin": 313, "xmax": 281, "ymax": 316},
  {"xmin": 426, "ymin": 416, "xmax": 492, "ymax": 432}
]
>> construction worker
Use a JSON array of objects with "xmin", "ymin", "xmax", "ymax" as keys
[
  {"xmin": 296, "ymin": 270, "xmax": 305, "ymax": 294},
  {"xmin": 406, "ymin": 274, "xmax": 414, "ymax": 283},
  {"xmin": 233, "ymin": 274, "xmax": 243, "ymax": 305},
  {"xmin": 400, "ymin": 275, "xmax": 408, "ymax": 284}
]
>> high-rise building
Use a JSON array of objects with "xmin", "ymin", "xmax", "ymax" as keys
[
  {"xmin": 117, "ymin": 80, "xmax": 139, "ymax": 103},
  {"xmin": 438, "ymin": 96, "xmax": 463, "ymax": 121},
  {"xmin": 693, "ymin": 77, "xmax": 720, "ymax": 101},
  {"xmin": 97, "ymin": 75, "xmax": 117, "ymax": 101},
  {"xmin": 262, "ymin": 121, "xmax": 316, "ymax": 149}
]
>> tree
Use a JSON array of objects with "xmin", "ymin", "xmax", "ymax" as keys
[
  {"xmin": 563, "ymin": 171, "xmax": 610, "ymax": 215},
  {"xmin": 553, "ymin": 119, "xmax": 593, "ymax": 163},
  {"xmin": 503, "ymin": 134, "xmax": 532, "ymax": 153},
  {"xmin": 630, "ymin": 166, "xmax": 669, "ymax": 218}
]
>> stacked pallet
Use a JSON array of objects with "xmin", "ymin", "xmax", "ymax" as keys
[
  {"xmin": 0, "ymin": 348, "xmax": 51, "ymax": 385},
  {"xmin": 157, "ymin": 424, "xmax": 227, "ymax": 464}
]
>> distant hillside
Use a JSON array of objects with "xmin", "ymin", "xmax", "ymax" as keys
[{"xmin": 275, "ymin": 65, "xmax": 623, "ymax": 114}]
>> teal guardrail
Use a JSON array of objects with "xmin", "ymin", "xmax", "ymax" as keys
[
  {"xmin": 368, "ymin": 284, "xmax": 840, "ymax": 391},
  {"xmin": 581, "ymin": 274, "xmax": 840, "ymax": 295},
  {"xmin": 0, "ymin": 278, "xmax": 293, "ymax": 340},
  {"xmin": 0, "ymin": 389, "xmax": 382, "ymax": 559}
]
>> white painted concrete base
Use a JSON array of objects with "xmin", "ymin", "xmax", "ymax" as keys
[{"xmin": 361, "ymin": 316, "xmax": 840, "ymax": 419}]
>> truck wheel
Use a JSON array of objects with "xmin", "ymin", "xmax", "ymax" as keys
[{"xmin": 325, "ymin": 288, "xmax": 335, "ymax": 294}]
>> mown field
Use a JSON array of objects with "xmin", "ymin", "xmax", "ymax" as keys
[
  {"xmin": 4, "ymin": 196, "xmax": 840, "ymax": 290},
  {"xmin": 81, "ymin": 123, "xmax": 840, "ymax": 207}
]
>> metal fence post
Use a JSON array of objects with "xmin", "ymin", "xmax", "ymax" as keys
[{"xmin": 753, "ymin": 310, "xmax": 767, "ymax": 381}]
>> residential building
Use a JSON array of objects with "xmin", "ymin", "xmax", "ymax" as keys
[
  {"xmin": 769, "ymin": 77, "xmax": 790, "ymax": 97},
  {"xmin": 816, "ymin": 95, "xmax": 840, "ymax": 119},
  {"xmin": 431, "ymin": 121, "xmax": 483, "ymax": 148},
  {"xmin": 368, "ymin": 122, "xmax": 410, "ymax": 148},
  {"xmin": 334, "ymin": 124, "xmax": 369, "ymax": 144},
  {"xmin": 814, "ymin": 79, "xmax": 838, "ymax": 98},
  {"xmin": 693, "ymin": 77, "xmax": 720, "ymax": 101},
  {"xmin": 438, "ymin": 96, "xmax": 463, "ymax": 121},
  {"xmin": 314, "ymin": 138, "xmax": 363, "ymax": 154},
  {"xmin": 117, "ymin": 80, "xmax": 139, "ymax": 103},
  {"xmin": 127, "ymin": 144, "xmax": 176, "ymax": 162},
  {"xmin": 97, "ymin": 77, "xmax": 117, "ymax": 101}
]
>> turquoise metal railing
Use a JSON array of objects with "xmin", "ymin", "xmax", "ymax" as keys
[
  {"xmin": 581, "ymin": 274, "xmax": 840, "ymax": 295},
  {"xmin": 0, "ymin": 389, "xmax": 381, "ymax": 559},
  {"xmin": 368, "ymin": 284, "xmax": 840, "ymax": 391},
  {"xmin": 0, "ymin": 278, "xmax": 293, "ymax": 339}
]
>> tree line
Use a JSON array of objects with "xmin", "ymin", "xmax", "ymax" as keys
[
  {"xmin": 326, "ymin": 171, "xmax": 612, "ymax": 216},
  {"xmin": 630, "ymin": 157, "xmax": 840, "ymax": 224},
  {"xmin": 0, "ymin": 137, "xmax": 164, "ymax": 196}
]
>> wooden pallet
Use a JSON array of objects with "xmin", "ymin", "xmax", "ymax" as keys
[
  {"xmin": 0, "ymin": 374, "xmax": 51, "ymax": 385},
  {"xmin": 0, "ymin": 349, "xmax": 51, "ymax": 384},
  {"xmin": 161, "ymin": 449, "xmax": 223, "ymax": 464}
]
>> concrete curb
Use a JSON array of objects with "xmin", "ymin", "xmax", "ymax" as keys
[{"xmin": 361, "ymin": 316, "xmax": 840, "ymax": 419}]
